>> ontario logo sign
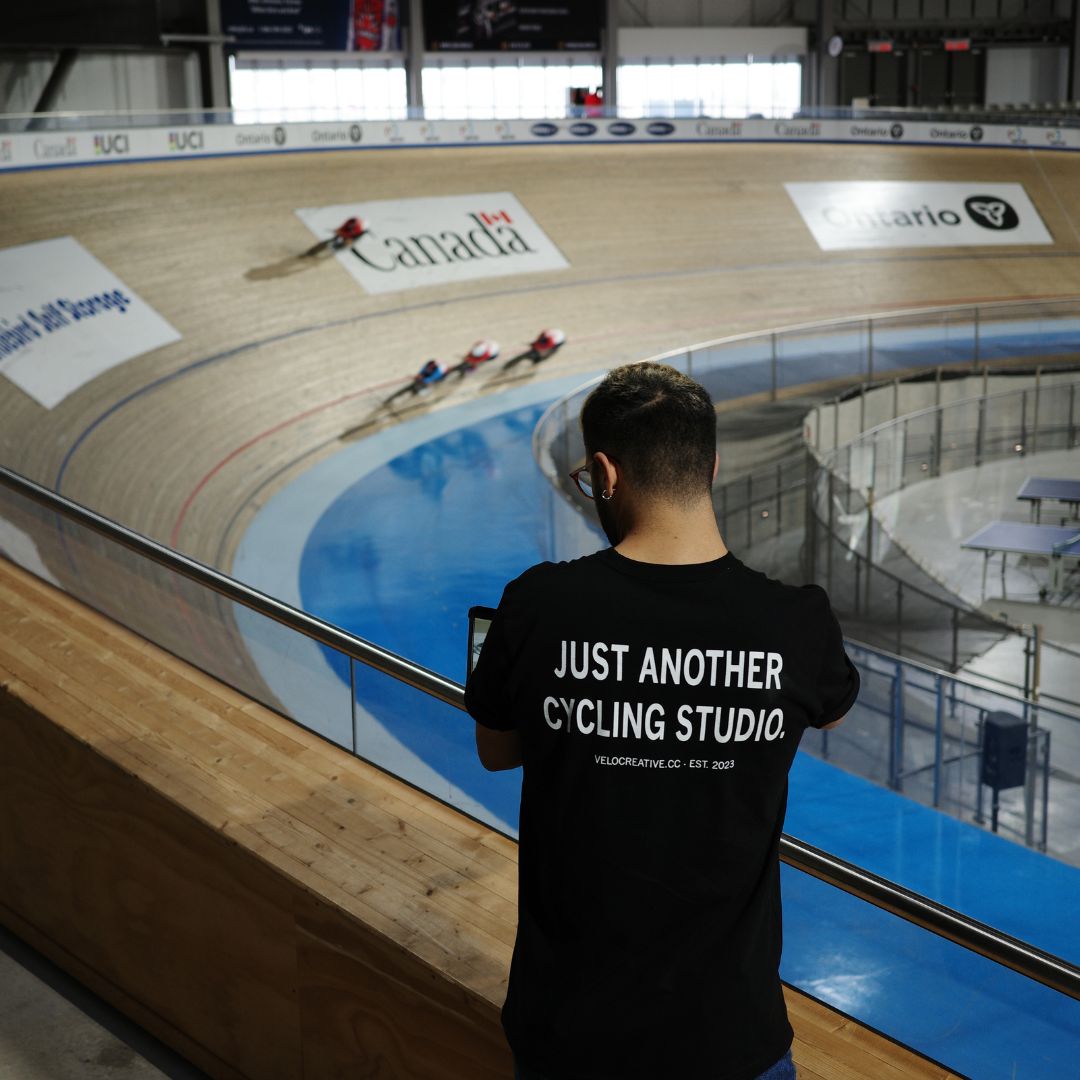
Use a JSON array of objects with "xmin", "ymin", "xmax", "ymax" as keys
[
  {"xmin": 784, "ymin": 181, "xmax": 1052, "ymax": 250},
  {"xmin": 295, "ymin": 193, "xmax": 570, "ymax": 295}
]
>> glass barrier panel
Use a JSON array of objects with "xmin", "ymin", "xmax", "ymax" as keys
[
  {"xmin": 230, "ymin": 605, "xmax": 354, "ymax": 748},
  {"xmin": 798, "ymin": 643, "xmax": 1071, "ymax": 863},
  {"xmin": 0, "ymin": 479, "xmax": 355, "ymax": 746},
  {"xmin": 898, "ymin": 411, "xmax": 937, "ymax": 487},
  {"xmin": 1030, "ymin": 379, "xmax": 1079, "ymax": 455},
  {"xmin": 774, "ymin": 322, "xmax": 868, "ymax": 392},
  {"xmin": 975, "ymin": 300, "xmax": 1080, "ymax": 365},
  {"xmin": 871, "ymin": 308, "xmax": 977, "ymax": 376},
  {"xmin": 937, "ymin": 396, "xmax": 981, "ymax": 474},
  {"xmin": 692, "ymin": 337, "xmax": 775, "ymax": 402},
  {"xmin": 781, "ymin": 863, "xmax": 1080, "ymax": 1080},
  {"xmin": 352, "ymin": 659, "xmax": 520, "ymax": 837}
]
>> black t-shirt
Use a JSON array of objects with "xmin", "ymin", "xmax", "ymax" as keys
[{"xmin": 466, "ymin": 548, "xmax": 859, "ymax": 1080}]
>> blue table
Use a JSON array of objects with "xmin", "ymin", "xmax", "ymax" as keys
[
  {"xmin": 1017, "ymin": 477, "xmax": 1080, "ymax": 523},
  {"xmin": 962, "ymin": 520, "xmax": 1080, "ymax": 598}
]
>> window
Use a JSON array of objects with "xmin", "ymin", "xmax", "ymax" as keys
[
  {"xmin": 421, "ymin": 58, "xmax": 603, "ymax": 120},
  {"xmin": 617, "ymin": 58, "xmax": 802, "ymax": 119},
  {"xmin": 230, "ymin": 56, "xmax": 408, "ymax": 123}
]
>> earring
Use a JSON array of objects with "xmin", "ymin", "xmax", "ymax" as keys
[{"xmin": 600, "ymin": 489, "xmax": 614, "ymax": 501}]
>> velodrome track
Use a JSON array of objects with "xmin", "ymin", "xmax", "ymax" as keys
[
  {"xmin": 4, "ymin": 142, "xmax": 1080, "ymax": 572},
  {"xmin": 5, "ymin": 140, "xmax": 1080, "ymax": 1077}
]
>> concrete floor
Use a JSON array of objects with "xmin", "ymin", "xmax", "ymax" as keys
[{"xmin": 0, "ymin": 925, "xmax": 206, "ymax": 1080}]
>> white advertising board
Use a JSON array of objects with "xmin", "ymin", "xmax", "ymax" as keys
[
  {"xmin": 296, "ymin": 193, "xmax": 569, "ymax": 294},
  {"xmin": 784, "ymin": 181, "xmax": 1053, "ymax": 251},
  {"xmin": 2, "ymin": 117, "xmax": 1080, "ymax": 173},
  {"xmin": 0, "ymin": 237, "xmax": 181, "ymax": 409}
]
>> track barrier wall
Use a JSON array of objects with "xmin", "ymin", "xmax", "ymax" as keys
[{"xmin": 5, "ymin": 109, "xmax": 1080, "ymax": 172}]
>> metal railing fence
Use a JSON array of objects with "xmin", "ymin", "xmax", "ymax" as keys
[{"xmin": 534, "ymin": 297, "xmax": 1080, "ymax": 522}]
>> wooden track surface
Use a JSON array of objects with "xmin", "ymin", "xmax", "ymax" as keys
[
  {"xmin": 3, "ymin": 143, "xmax": 1080, "ymax": 573},
  {"xmin": 0, "ymin": 559, "xmax": 963, "ymax": 1079}
]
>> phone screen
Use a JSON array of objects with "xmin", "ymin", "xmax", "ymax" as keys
[{"xmin": 468, "ymin": 606, "xmax": 497, "ymax": 676}]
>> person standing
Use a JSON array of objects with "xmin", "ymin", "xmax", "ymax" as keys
[{"xmin": 466, "ymin": 362, "xmax": 859, "ymax": 1080}]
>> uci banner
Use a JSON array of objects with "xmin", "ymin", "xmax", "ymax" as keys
[
  {"xmin": 0, "ymin": 237, "xmax": 180, "ymax": 409},
  {"xmin": 785, "ymin": 181, "xmax": 1053, "ymax": 250},
  {"xmin": 296, "ymin": 192, "xmax": 570, "ymax": 294}
]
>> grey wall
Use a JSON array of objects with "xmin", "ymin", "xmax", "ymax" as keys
[
  {"xmin": 617, "ymin": 0, "xmax": 813, "ymax": 28},
  {"xmin": 985, "ymin": 46, "xmax": 1069, "ymax": 106},
  {"xmin": 0, "ymin": 50, "xmax": 200, "ymax": 115}
]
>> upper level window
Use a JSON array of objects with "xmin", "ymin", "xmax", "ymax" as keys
[
  {"xmin": 230, "ymin": 56, "xmax": 408, "ymax": 123},
  {"xmin": 618, "ymin": 58, "xmax": 802, "ymax": 119},
  {"xmin": 421, "ymin": 58, "xmax": 603, "ymax": 120}
]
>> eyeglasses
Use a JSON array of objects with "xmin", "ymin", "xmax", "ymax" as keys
[{"xmin": 569, "ymin": 463, "xmax": 595, "ymax": 499}]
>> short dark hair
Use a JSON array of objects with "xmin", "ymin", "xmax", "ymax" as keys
[{"xmin": 580, "ymin": 362, "xmax": 716, "ymax": 502}]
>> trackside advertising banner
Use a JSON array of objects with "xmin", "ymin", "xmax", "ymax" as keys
[
  {"xmin": 785, "ymin": 182, "xmax": 1053, "ymax": 250},
  {"xmin": 4, "ymin": 117, "xmax": 1080, "ymax": 172},
  {"xmin": 0, "ymin": 237, "xmax": 181, "ymax": 409},
  {"xmin": 296, "ymin": 193, "xmax": 569, "ymax": 294}
]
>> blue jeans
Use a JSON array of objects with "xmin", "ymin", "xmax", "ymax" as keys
[{"xmin": 514, "ymin": 1048, "xmax": 795, "ymax": 1080}]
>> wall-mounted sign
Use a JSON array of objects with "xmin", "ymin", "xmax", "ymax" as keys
[
  {"xmin": 220, "ymin": 0, "xmax": 400, "ymax": 50},
  {"xmin": 296, "ymin": 193, "xmax": 569, "ymax": 294},
  {"xmin": 423, "ymin": 0, "xmax": 602, "ymax": 51},
  {"xmin": 784, "ymin": 181, "xmax": 1053, "ymax": 250}
]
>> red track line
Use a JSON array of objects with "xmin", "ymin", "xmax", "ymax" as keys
[{"xmin": 170, "ymin": 376, "xmax": 402, "ymax": 548}]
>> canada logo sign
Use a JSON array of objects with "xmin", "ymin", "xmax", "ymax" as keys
[{"xmin": 295, "ymin": 193, "xmax": 570, "ymax": 295}]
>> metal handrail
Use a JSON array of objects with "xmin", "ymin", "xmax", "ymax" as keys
[
  {"xmin": 0, "ymin": 467, "xmax": 461, "ymax": 710},
  {"xmin": 782, "ymin": 836, "xmax": 1080, "ymax": 1001},
  {"xmin": 3, "ymin": 462, "xmax": 1080, "ymax": 1002}
]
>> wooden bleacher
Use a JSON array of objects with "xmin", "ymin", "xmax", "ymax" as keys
[{"xmin": 0, "ymin": 559, "xmax": 962, "ymax": 1079}]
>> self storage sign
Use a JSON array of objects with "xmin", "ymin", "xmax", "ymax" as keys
[
  {"xmin": 296, "ymin": 193, "xmax": 569, "ymax": 295},
  {"xmin": 0, "ymin": 237, "xmax": 180, "ymax": 409},
  {"xmin": 785, "ymin": 181, "xmax": 1053, "ymax": 251}
]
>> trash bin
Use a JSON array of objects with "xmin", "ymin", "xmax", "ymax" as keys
[{"xmin": 981, "ymin": 711, "xmax": 1027, "ymax": 791}]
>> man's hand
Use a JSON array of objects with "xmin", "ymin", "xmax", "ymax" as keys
[{"xmin": 475, "ymin": 723, "xmax": 523, "ymax": 771}]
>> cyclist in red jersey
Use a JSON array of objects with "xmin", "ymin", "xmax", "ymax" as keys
[
  {"xmin": 451, "ymin": 340, "xmax": 500, "ymax": 376},
  {"xmin": 332, "ymin": 216, "xmax": 367, "ymax": 248},
  {"xmin": 304, "ymin": 216, "xmax": 367, "ymax": 257}
]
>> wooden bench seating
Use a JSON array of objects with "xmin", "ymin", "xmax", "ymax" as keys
[{"xmin": 0, "ymin": 559, "xmax": 960, "ymax": 1079}]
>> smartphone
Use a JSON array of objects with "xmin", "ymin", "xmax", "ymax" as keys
[{"xmin": 467, "ymin": 605, "xmax": 497, "ymax": 676}]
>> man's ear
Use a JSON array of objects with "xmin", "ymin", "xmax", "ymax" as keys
[
  {"xmin": 712, "ymin": 452, "xmax": 720, "ymax": 483},
  {"xmin": 592, "ymin": 451, "xmax": 620, "ymax": 497}
]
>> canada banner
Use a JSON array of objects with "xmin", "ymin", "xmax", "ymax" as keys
[
  {"xmin": 0, "ymin": 237, "xmax": 180, "ymax": 409},
  {"xmin": 295, "ymin": 193, "xmax": 570, "ymax": 294}
]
